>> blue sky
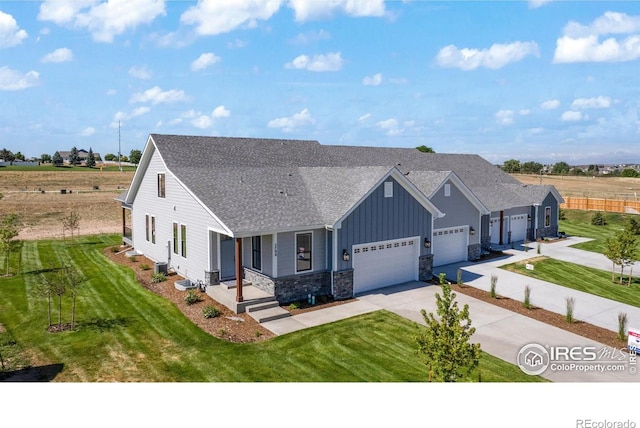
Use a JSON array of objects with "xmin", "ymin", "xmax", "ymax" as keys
[{"xmin": 1, "ymin": 1, "xmax": 639, "ymax": 165}]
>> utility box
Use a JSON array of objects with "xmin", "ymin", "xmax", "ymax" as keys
[{"xmin": 154, "ymin": 262, "xmax": 168, "ymax": 275}]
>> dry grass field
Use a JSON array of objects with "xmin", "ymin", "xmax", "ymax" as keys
[
  {"xmin": 0, "ymin": 169, "xmax": 134, "ymax": 240},
  {"xmin": 513, "ymin": 173, "xmax": 640, "ymax": 201}
]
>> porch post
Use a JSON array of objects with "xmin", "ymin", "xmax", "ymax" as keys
[
  {"xmin": 235, "ymin": 237, "xmax": 243, "ymax": 302},
  {"xmin": 121, "ymin": 207, "xmax": 126, "ymax": 242},
  {"xmin": 499, "ymin": 210, "xmax": 504, "ymax": 246}
]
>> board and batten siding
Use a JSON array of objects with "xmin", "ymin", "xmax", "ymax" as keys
[
  {"xmin": 132, "ymin": 146, "xmax": 225, "ymax": 283},
  {"xmin": 431, "ymin": 179, "xmax": 481, "ymax": 245},
  {"xmin": 536, "ymin": 192, "xmax": 559, "ymax": 229},
  {"xmin": 336, "ymin": 177, "xmax": 432, "ymax": 272},
  {"xmin": 276, "ymin": 229, "xmax": 327, "ymax": 277}
]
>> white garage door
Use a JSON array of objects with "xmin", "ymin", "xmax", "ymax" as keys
[
  {"xmin": 352, "ymin": 237, "xmax": 419, "ymax": 294},
  {"xmin": 433, "ymin": 226, "xmax": 468, "ymax": 267},
  {"xmin": 510, "ymin": 214, "xmax": 528, "ymax": 242},
  {"xmin": 490, "ymin": 217, "xmax": 509, "ymax": 245}
]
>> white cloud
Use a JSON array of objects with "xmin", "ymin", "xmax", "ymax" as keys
[
  {"xmin": 285, "ymin": 52, "xmax": 343, "ymax": 72},
  {"xmin": 80, "ymin": 127, "xmax": 95, "ymax": 137},
  {"xmin": 106, "ymin": 89, "xmax": 117, "ymax": 95},
  {"xmin": 129, "ymin": 65, "xmax": 151, "ymax": 79},
  {"xmin": 519, "ymin": 109, "xmax": 531, "ymax": 116},
  {"xmin": 376, "ymin": 118, "xmax": 404, "ymax": 136},
  {"xmin": 540, "ymin": 99, "xmax": 561, "ymax": 110},
  {"xmin": 495, "ymin": 110, "xmax": 514, "ymax": 125},
  {"xmin": 0, "ymin": 10, "xmax": 28, "ymax": 48},
  {"xmin": 130, "ymin": 106, "xmax": 150, "ymax": 117},
  {"xmin": 289, "ymin": 29, "xmax": 331, "ymax": 45},
  {"xmin": 528, "ymin": 0, "xmax": 553, "ymax": 8},
  {"xmin": 181, "ymin": 0, "xmax": 282, "ymax": 36},
  {"xmin": 38, "ymin": 0, "xmax": 166, "ymax": 43},
  {"xmin": 554, "ymin": 12, "xmax": 640, "ymax": 63},
  {"xmin": 362, "ymin": 73, "xmax": 382, "ymax": 86},
  {"xmin": 41, "ymin": 47, "xmax": 73, "ymax": 63},
  {"xmin": 267, "ymin": 108, "xmax": 315, "ymax": 132},
  {"xmin": 111, "ymin": 106, "xmax": 150, "ymax": 127},
  {"xmin": 192, "ymin": 115, "xmax": 213, "ymax": 129},
  {"xmin": 571, "ymin": 96, "xmax": 612, "ymax": 109},
  {"xmin": 212, "ymin": 105, "xmax": 231, "ymax": 118},
  {"xmin": 130, "ymin": 86, "xmax": 187, "ymax": 105},
  {"xmin": 0, "ymin": 67, "xmax": 39, "ymax": 91},
  {"xmin": 191, "ymin": 52, "xmax": 221, "ymax": 72},
  {"xmin": 561, "ymin": 111, "xmax": 587, "ymax": 122},
  {"xmin": 435, "ymin": 41, "xmax": 540, "ymax": 70},
  {"xmin": 358, "ymin": 113, "xmax": 371, "ymax": 122},
  {"xmin": 288, "ymin": 0, "xmax": 385, "ymax": 22},
  {"xmin": 227, "ymin": 39, "xmax": 248, "ymax": 49}
]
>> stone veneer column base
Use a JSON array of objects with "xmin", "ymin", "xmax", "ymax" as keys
[
  {"xmin": 467, "ymin": 243, "xmax": 481, "ymax": 261},
  {"xmin": 204, "ymin": 270, "xmax": 219, "ymax": 286},
  {"xmin": 332, "ymin": 269, "xmax": 354, "ymax": 300},
  {"xmin": 419, "ymin": 254, "xmax": 433, "ymax": 281},
  {"xmin": 536, "ymin": 226, "xmax": 559, "ymax": 240}
]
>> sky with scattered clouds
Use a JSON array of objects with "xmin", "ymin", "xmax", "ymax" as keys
[{"xmin": 1, "ymin": 0, "xmax": 639, "ymax": 164}]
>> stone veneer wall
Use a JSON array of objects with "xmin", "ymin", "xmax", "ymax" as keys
[
  {"xmin": 467, "ymin": 243, "xmax": 482, "ymax": 261},
  {"xmin": 418, "ymin": 254, "xmax": 433, "ymax": 281},
  {"xmin": 536, "ymin": 226, "xmax": 558, "ymax": 240},
  {"xmin": 244, "ymin": 268, "xmax": 331, "ymax": 305},
  {"xmin": 332, "ymin": 269, "xmax": 353, "ymax": 300},
  {"xmin": 481, "ymin": 236, "xmax": 492, "ymax": 252},
  {"xmin": 204, "ymin": 270, "xmax": 219, "ymax": 287}
]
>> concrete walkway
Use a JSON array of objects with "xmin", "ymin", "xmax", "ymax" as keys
[{"xmin": 262, "ymin": 236, "xmax": 640, "ymax": 382}]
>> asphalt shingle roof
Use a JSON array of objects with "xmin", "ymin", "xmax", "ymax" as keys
[{"xmin": 143, "ymin": 134, "xmax": 559, "ymax": 234}]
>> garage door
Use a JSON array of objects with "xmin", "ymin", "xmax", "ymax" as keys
[
  {"xmin": 352, "ymin": 237, "xmax": 419, "ymax": 294},
  {"xmin": 510, "ymin": 214, "xmax": 528, "ymax": 242},
  {"xmin": 490, "ymin": 217, "xmax": 509, "ymax": 245},
  {"xmin": 433, "ymin": 226, "xmax": 468, "ymax": 267}
]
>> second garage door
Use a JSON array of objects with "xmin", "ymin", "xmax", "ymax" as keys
[
  {"xmin": 432, "ymin": 226, "xmax": 468, "ymax": 267},
  {"xmin": 352, "ymin": 237, "xmax": 419, "ymax": 294},
  {"xmin": 510, "ymin": 214, "xmax": 527, "ymax": 242}
]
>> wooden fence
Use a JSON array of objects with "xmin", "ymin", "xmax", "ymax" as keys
[{"xmin": 561, "ymin": 197, "xmax": 640, "ymax": 214}]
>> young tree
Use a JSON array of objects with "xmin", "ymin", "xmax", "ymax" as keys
[
  {"xmin": 416, "ymin": 284, "xmax": 481, "ymax": 382},
  {"xmin": 69, "ymin": 146, "xmax": 80, "ymax": 165},
  {"xmin": 86, "ymin": 147, "xmax": 96, "ymax": 168},
  {"xmin": 605, "ymin": 230, "xmax": 639, "ymax": 284},
  {"xmin": 604, "ymin": 237, "xmax": 622, "ymax": 283},
  {"xmin": 34, "ymin": 274, "xmax": 55, "ymax": 328},
  {"xmin": 62, "ymin": 264, "xmax": 86, "ymax": 330},
  {"xmin": 62, "ymin": 211, "xmax": 81, "ymax": 240},
  {"xmin": 52, "ymin": 151, "xmax": 63, "ymax": 166},
  {"xmin": 0, "ymin": 214, "xmax": 19, "ymax": 276},
  {"xmin": 129, "ymin": 149, "xmax": 142, "ymax": 166}
]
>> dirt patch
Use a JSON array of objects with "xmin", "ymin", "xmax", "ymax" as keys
[{"xmin": 513, "ymin": 173, "xmax": 640, "ymax": 200}]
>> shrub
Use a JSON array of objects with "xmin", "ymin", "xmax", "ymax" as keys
[
  {"xmin": 151, "ymin": 272, "xmax": 166, "ymax": 283},
  {"xmin": 559, "ymin": 208, "xmax": 567, "ymax": 221},
  {"xmin": 140, "ymin": 263, "xmax": 151, "ymax": 271},
  {"xmin": 625, "ymin": 217, "xmax": 640, "ymax": 235},
  {"xmin": 184, "ymin": 289, "xmax": 201, "ymax": 305},
  {"xmin": 591, "ymin": 211, "xmax": 607, "ymax": 226},
  {"xmin": 255, "ymin": 330, "xmax": 262, "ymax": 338},
  {"xmin": 490, "ymin": 274, "xmax": 498, "ymax": 298},
  {"xmin": 128, "ymin": 255, "xmax": 137, "ymax": 263},
  {"xmin": 439, "ymin": 272, "xmax": 447, "ymax": 285},
  {"xmin": 456, "ymin": 269, "xmax": 462, "ymax": 285},
  {"xmin": 618, "ymin": 312, "xmax": 628, "ymax": 342},
  {"xmin": 288, "ymin": 302, "xmax": 300, "ymax": 310},
  {"xmin": 523, "ymin": 285, "xmax": 531, "ymax": 309},
  {"xmin": 537, "ymin": 243, "xmax": 541, "ymax": 255},
  {"xmin": 218, "ymin": 328, "xmax": 226, "ymax": 336},
  {"xmin": 110, "ymin": 246, "xmax": 119, "ymax": 253},
  {"xmin": 565, "ymin": 297, "xmax": 576, "ymax": 324},
  {"xmin": 203, "ymin": 305, "xmax": 221, "ymax": 319}
]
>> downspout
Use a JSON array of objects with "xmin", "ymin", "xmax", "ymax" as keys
[
  {"xmin": 499, "ymin": 210, "xmax": 504, "ymax": 246},
  {"xmin": 235, "ymin": 237, "xmax": 243, "ymax": 302}
]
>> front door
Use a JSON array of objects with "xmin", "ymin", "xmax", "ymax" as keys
[{"xmin": 220, "ymin": 235, "xmax": 235, "ymax": 280}]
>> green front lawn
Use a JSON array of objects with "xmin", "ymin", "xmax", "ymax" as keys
[
  {"xmin": 559, "ymin": 209, "xmax": 638, "ymax": 253},
  {"xmin": 502, "ymin": 257, "xmax": 640, "ymax": 307},
  {"xmin": 0, "ymin": 235, "xmax": 543, "ymax": 382}
]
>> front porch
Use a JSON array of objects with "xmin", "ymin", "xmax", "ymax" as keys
[{"xmin": 205, "ymin": 279, "xmax": 291, "ymax": 323}]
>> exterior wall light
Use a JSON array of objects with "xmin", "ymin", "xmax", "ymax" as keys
[
  {"xmin": 469, "ymin": 227, "xmax": 475, "ymax": 235},
  {"xmin": 424, "ymin": 238, "xmax": 431, "ymax": 248},
  {"xmin": 342, "ymin": 250, "xmax": 350, "ymax": 262}
]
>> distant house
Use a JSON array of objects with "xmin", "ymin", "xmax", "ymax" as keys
[
  {"xmin": 116, "ymin": 134, "xmax": 564, "ymax": 313},
  {"xmin": 58, "ymin": 149, "xmax": 102, "ymax": 165}
]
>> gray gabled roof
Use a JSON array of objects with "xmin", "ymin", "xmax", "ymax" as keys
[{"xmin": 127, "ymin": 134, "xmax": 562, "ymax": 234}]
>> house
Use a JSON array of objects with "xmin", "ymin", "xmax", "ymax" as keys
[
  {"xmin": 116, "ymin": 134, "xmax": 563, "ymax": 311},
  {"xmin": 58, "ymin": 149, "xmax": 102, "ymax": 165}
]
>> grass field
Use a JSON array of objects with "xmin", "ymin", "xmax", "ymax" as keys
[
  {"xmin": 513, "ymin": 173, "xmax": 640, "ymax": 200},
  {"xmin": 502, "ymin": 257, "xmax": 640, "ymax": 307},
  {"xmin": 0, "ymin": 235, "xmax": 542, "ymax": 382},
  {"xmin": 559, "ymin": 209, "xmax": 637, "ymax": 253}
]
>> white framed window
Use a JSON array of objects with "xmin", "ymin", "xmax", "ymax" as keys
[
  {"xmin": 173, "ymin": 222, "xmax": 178, "ymax": 254},
  {"xmin": 252, "ymin": 236, "xmax": 262, "ymax": 271},
  {"xmin": 545, "ymin": 206, "xmax": 551, "ymax": 227},
  {"xmin": 384, "ymin": 181, "xmax": 393, "ymax": 198},
  {"xmin": 444, "ymin": 183, "xmax": 451, "ymax": 197},
  {"xmin": 295, "ymin": 232, "xmax": 312, "ymax": 273},
  {"xmin": 151, "ymin": 216, "xmax": 156, "ymax": 244},
  {"xmin": 145, "ymin": 214, "xmax": 150, "ymax": 242},
  {"xmin": 181, "ymin": 224, "xmax": 187, "ymax": 258},
  {"xmin": 157, "ymin": 173, "xmax": 166, "ymax": 198}
]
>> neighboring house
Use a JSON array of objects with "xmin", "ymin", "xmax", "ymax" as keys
[
  {"xmin": 58, "ymin": 149, "xmax": 102, "ymax": 165},
  {"xmin": 116, "ymin": 134, "xmax": 564, "ymax": 309}
]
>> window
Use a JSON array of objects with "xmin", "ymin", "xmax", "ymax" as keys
[
  {"xmin": 545, "ymin": 206, "xmax": 551, "ymax": 227},
  {"xmin": 384, "ymin": 181, "xmax": 393, "ymax": 198},
  {"xmin": 180, "ymin": 224, "xmax": 187, "ymax": 258},
  {"xmin": 296, "ymin": 232, "xmax": 312, "ymax": 272},
  {"xmin": 151, "ymin": 216, "xmax": 156, "ymax": 244},
  {"xmin": 145, "ymin": 214, "xmax": 150, "ymax": 241},
  {"xmin": 444, "ymin": 183, "xmax": 451, "ymax": 197},
  {"xmin": 252, "ymin": 236, "xmax": 262, "ymax": 270},
  {"xmin": 173, "ymin": 223, "xmax": 178, "ymax": 254},
  {"xmin": 157, "ymin": 173, "xmax": 166, "ymax": 198}
]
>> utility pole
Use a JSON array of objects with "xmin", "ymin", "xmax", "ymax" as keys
[{"xmin": 118, "ymin": 120, "xmax": 122, "ymax": 172}]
